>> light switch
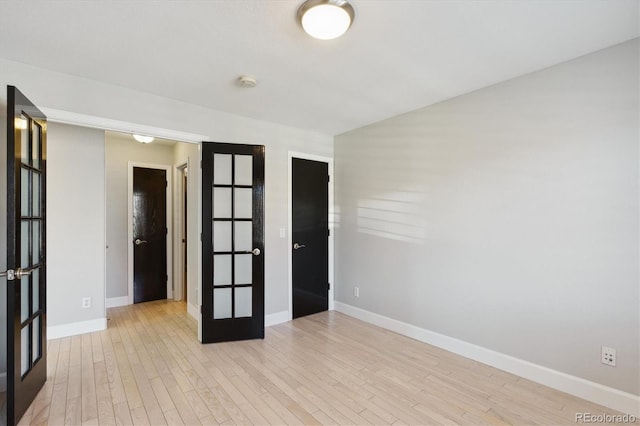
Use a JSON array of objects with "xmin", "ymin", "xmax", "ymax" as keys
[{"xmin": 279, "ymin": 228, "xmax": 286, "ymax": 238}]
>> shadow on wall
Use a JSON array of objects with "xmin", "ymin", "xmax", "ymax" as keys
[{"xmin": 356, "ymin": 190, "xmax": 427, "ymax": 245}]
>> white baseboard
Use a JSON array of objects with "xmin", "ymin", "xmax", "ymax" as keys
[
  {"xmin": 265, "ymin": 310, "xmax": 290, "ymax": 327},
  {"xmin": 47, "ymin": 317, "xmax": 107, "ymax": 340},
  {"xmin": 187, "ymin": 303, "xmax": 199, "ymax": 321},
  {"xmin": 106, "ymin": 296, "xmax": 130, "ymax": 308},
  {"xmin": 0, "ymin": 372, "xmax": 6, "ymax": 392},
  {"xmin": 334, "ymin": 302, "xmax": 640, "ymax": 417}
]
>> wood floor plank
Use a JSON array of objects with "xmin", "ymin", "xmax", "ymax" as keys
[{"xmin": 18, "ymin": 300, "xmax": 636, "ymax": 426}]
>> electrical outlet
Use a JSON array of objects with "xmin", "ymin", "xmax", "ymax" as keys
[
  {"xmin": 353, "ymin": 286, "xmax": 360, "ymax": 297},
  {"xmin": 601, "ymin": 346, "xmax": 616, "ymax": 367},
  {"xmin": 82, "ymin": 297, "xmax": 91, "ymax": 308}
]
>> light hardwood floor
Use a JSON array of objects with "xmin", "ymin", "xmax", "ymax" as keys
[{"xmin": 19, "ymin": 300, "xmax": 634, "ymax": 425}]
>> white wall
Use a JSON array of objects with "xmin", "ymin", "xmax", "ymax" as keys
[
  {"xmin": 47, "ymin": 123, "xmax": 106, "ymax": 328},
  {"xmin": 0, "ymin": 57, "xmax": 333, "ymax": 320},
  {"xmin": 105, "ymin": 133, "xmax": 175, "ymax": 300},
  {"xmin": 335, "ymin": 40, "xmax": 639, "ymax": 396}
]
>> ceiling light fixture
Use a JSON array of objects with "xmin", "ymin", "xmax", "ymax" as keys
[
  {"xmin": 133, "ymin": 134, "xmax": 154, "ymax": 144},
  {"xmin": 297, "ymin": 0, "xmax": 355, "ymax": 40}
]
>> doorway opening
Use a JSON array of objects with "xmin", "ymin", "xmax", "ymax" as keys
[
  {"xmin": 104, "ymin": 131, "xmax": 199, "ymax": 316},
  {"xmin": 176, "ymin": 164, "xmax": 188, "ymax": 303}
]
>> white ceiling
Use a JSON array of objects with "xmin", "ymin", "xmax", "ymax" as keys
[{"xmin": 0, "ymin": 1, "xmax": 637, "ymax": 136}]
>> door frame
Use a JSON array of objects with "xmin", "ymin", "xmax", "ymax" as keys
[
  {"xmin": 287, "ymin": 151, "xmax": 334, "ymax": 320},
  {"xmin": 173, "ymin": 162, "xmax": 189, "ymax": 302},
  {"xmin": 127, "ymin": 161, "xmax": 173, "ymax": 304}
]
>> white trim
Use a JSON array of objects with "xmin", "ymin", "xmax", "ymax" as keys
[
  {"xmin": 334, "ymin": 302, "xmax": 640, "ymax": 417},
  {"xmin": 187, "ymin": 302, "xmax": 199, "ymax": 321},
  {"xmin": 265, "ymin": 310, "xmax": 290, "ymax": 327},
  {"xmin": 287, "ymin": 152, "xmax": 335, "ymax": 321},
  {"xmin": 106, "ymin": 296, "xmax": 130, "ymax": 308},
  {"xmin": 0, "ymin": 372, "xmax": 6, "ymax": 392},
  {"xmin": 41, "ymin": 107, "xmax": 208, "ymax": 144},
  {"xmin": 173, "ymin": 163, "xmax": 189, "ymax": 302},
  {"xmin": 128, "ymin": 162, "xmax": 173, "ymax": 304},
  {"xmin": 47, "ymin": 317, "xmax": 107, "ymax": 340}
]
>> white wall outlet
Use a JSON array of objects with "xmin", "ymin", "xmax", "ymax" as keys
[
  {"xmin": 82, "ymin": 297, "xmax": 91, "ymax": 308},
  {"xmin": 601, "ymin": 346, "xmax": 616, "ymax": 367},
  {"xmin": 353, "ymin": 286, "xmax": 360, "ymax": 297}
]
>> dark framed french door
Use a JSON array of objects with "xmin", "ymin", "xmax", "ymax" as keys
[
  {"xmin": 3, "ymin": 85, "xmax": 47, "ymax": 425},
  {"xmin": 201, "ymin": 142, "xmax": 265, "ymax": 343}
]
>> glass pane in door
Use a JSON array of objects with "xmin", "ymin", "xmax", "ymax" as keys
[
  {"xmin": 234, "ymin": 155, "xmax": 252, "ymax": 185},
  {"xmin": 31, "ymin": 122, "xmax": 40, "ymax": 169},
  {"xmin": 21, "ymin": 167, "xmax": 29, "ymax": 216},
  {"xmin": 20, "ymin": 277, "xmax": 29, "ymax": 322},
  {"xmin": 21, "ymin": 326, "xmax": 29, "ymax": 375},
  {"xmin": 32, "ymin": 316, "xmax": 40, "ymax": 362},
  {"xmin": 213, "ymin": 288, "xmax": 232, "ymax": 319}
]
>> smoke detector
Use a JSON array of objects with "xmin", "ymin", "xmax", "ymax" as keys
[{"xmin": 238, "ymin": 75, "xmax": 257, "ymax": 88}]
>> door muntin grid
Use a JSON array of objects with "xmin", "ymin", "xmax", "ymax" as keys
[
  {"xmin": 17, "ymin": 114, "xmax": 44, "ymax": 376},
  {"xmin": 212, "ymin": 153, "xmax": 254, "ymax": 319}
]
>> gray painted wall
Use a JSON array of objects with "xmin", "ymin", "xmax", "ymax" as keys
[
  {"xmin": 47, "ymin": 123, "xmax": 106, "ymax": 326},
  {"xmin": 335, "ymin": 40, "xmax": 639, "ymax": 395},
  {"xmin": 105, "ymin": 134, "xmax": 175, "ymax": 299}
]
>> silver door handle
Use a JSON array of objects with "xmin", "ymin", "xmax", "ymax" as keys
[
  {"xmin": 293, "ymin": 243, "xmax": 306, "ymax": 250},
  {"xmin": 15, "ymin": 268, "xmax": 33, "ymax": 279},
  {"xmin": 1, "ymin": 268, "xmax": 34, "ymax": 280},
  {"xmin": 252, "ymin": 248, "xmax": 261, "ymax": 256},
  {"xmin": 134, "ymin": 238, "xmax": 148, "ymax": 246}
]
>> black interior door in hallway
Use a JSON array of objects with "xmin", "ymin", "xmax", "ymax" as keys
[
  {"xmin": 292, "ymin": 158, "xmax": 329, "ymax": 319},
  {"xmin": 133, "ymin": 167, "xmax": 167, "ymax": 303}
]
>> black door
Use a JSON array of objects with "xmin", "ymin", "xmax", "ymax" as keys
[
  {"xmin": 292, "ymin": 158, "xmax": 329, "ymax": 319},
  {"xmin": 133, "ymin": 167, "xmax": 167, "ymax": 303},
  {"xmin": 202, "ymin": 142, "xmax": 264, "ymax": 343},
  {"xmin": 4, "ymin": 86, "xmax": 47, "ymax": 425}
]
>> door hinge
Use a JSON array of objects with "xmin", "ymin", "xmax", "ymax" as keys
[
  {"xmin": 328, "ymin": 229, "xmax": 330, "ymax": 237},
  {"xmin": 328, "ymin": 282, "xmax": 331, "ymax": 290},
  {"xmin": 328, "ymin": 175, "xmax": 330, "ymax": 183},
  {"xmin": 166, "ymin": 274, "xmax": 168, "ymax": 282}
]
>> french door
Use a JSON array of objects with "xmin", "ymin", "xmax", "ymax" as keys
[
  {"xmin": 201, "ymin": 143, "xmax": 264, "ymax": 343},
  {"xmin": 3, "ymin": 86, "xmax": 47, "ymax": 425}
]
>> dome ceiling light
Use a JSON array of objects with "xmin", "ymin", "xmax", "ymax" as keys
[
  {"xmin": 297, "ymin": 0, "xmax": 355, "ymax": 40},
  {"xmin": 133, "ymin": 134, "xmax": 154, "ymax": 144}
]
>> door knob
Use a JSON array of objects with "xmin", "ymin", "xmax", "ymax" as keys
[
  {"xmin": 134, "ymin": 238, "xmax": 148, "ymax": 246},
  {"xmin": 252, "ymin": 248, "xmax": 261, "ymax": 256},
  {"xmin": 293, "ymin": 243, "xmax": 306, "ymax": 250}
]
